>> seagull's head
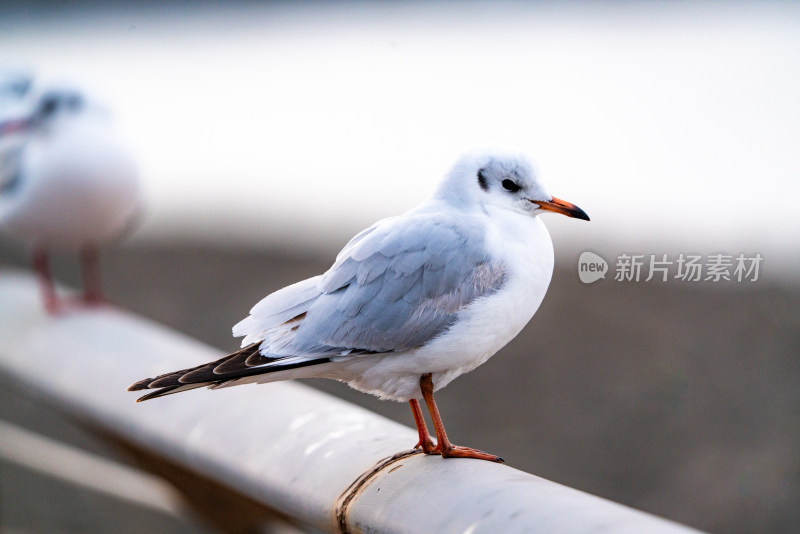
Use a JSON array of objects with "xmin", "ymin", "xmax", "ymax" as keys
[
  {"xmin": 31, "ymin": 88, "xmax": 88, "ymax": 127},
  {"xmin": 437, "ymin": 150, "xmax": 590, "ymax": 221}
]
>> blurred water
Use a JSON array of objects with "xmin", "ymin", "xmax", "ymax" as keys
[{"xmin": 1, "ymin": 1, "xmax": 799, "ymax": 278}]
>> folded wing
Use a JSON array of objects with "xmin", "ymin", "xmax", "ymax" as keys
[{"xmin": 130, "ymin": 212, "xmax": 506, "ymax": 400}]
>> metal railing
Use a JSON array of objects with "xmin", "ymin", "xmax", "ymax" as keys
[{"xmin": 0, "ymin": 271, "xmax": 701, "ymax": 533}]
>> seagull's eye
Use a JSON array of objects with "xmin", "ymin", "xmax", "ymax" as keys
[
  {"xmin": 40, "ymin": 97, "xmax": 58, "ymax": 117},
  {"xmin": 501, "ymin": 179, "xmax": 521, "ymax": 193}
]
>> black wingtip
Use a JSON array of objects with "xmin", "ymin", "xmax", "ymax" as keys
[
  {"xmin": 127, "ymin": 379, "xmax": 153, "ymax": 392},
  {"xmin": 134, "ymin": 381, "xmax": 215, "ymax": 402},
  {"xmin": 135, "ymin": 386, "xmax": 174, "ymax": 402},
  {"xmin": 135, "ymin": 390, "xmax": 160, "ymax": 402}
]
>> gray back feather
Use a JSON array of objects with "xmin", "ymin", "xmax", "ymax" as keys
[
  {"xmin": 292, "ymin": 212, "xmax": 506, "ymax": 353},
  {"xmin": 234, "ymin": 212, "xmax": 506, "ymax": 362}
]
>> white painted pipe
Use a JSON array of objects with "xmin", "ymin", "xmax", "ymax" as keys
[{"xmin": 0, "ymin": 271, "xmax": 701, "ymax": 533}]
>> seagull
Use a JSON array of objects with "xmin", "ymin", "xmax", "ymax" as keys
[
  {"xmin": 0, "ymin": 85, "xmax": 141, "ymax": 313},
  {"xmin": 129, "ymin": 151, "xmax": 588, "ymax": 462}
]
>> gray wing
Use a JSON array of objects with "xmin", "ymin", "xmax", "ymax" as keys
[
  {"xmin": 291, "ymin": 212, "xmax": 506, "ymax": 354},
  {"xmin": 130, "ymin": 212, "xmax": 507, "ymax": 399}
]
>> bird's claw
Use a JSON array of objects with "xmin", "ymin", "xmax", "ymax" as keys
[
  {"xmin": 42, "ymin": 295, "xmax": 113, "ymax": 316},
  {"xmin": 414, "ymin": 436, "xmax": 437, "ymax": 454},
  {"xmin": 432, "ymin": 444, "xmax": 504, "ymax": 463}
]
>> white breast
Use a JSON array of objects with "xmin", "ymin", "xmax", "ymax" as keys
[{"xmin": 0, "ymin": 117, "xmax": 140, "ymax": 249}]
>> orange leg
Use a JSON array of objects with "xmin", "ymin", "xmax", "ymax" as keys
[
  {"xmin": 80, "ymin": 245, "xmax": 105, "ymax": 305},
  {"xmin": 409, "ymin": 399, "xmax": 436, "ymax": 453},
  {"xmin": 420, "ymin": 373, "xmax": 504, "ymax": 463},
  {"xmin": 32, "ymin": 247, "xmax": 60, "ymax": 314}
]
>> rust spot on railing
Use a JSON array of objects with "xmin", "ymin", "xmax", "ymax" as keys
[{"xmin": 335, "ymin": 449, "xmax": 422, "ymax": 533}]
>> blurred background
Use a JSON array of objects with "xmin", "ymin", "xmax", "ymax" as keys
[{"xmin": 1, "ymin": 1, "xmax": 798, "ymax": 532}]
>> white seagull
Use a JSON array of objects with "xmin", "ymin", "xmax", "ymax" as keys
[
  {"xmin": 0, "ymin": 85, "xmax": 141, "ymax": 313},
  {"xmin": 130, "ymin": 151, "xmax": 588, "ymax": 462}
]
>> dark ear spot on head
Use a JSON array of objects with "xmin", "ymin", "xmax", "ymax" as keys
[{"xmin": 477, "ymin": 169, "xmax": 489, "ymax": 191}]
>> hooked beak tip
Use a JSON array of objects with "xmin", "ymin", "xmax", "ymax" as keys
[{"xmin": 532, "ymin": 196, "xmax": 590, "ymax": 221}]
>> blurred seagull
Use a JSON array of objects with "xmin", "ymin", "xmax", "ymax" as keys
[
  {"xmin": 0, "ymin": 85, "xmax": 141, "ymax": 313},
  {"xmin": 130, "ymin": 151, "xmax": 588, "ymax": 462}
]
